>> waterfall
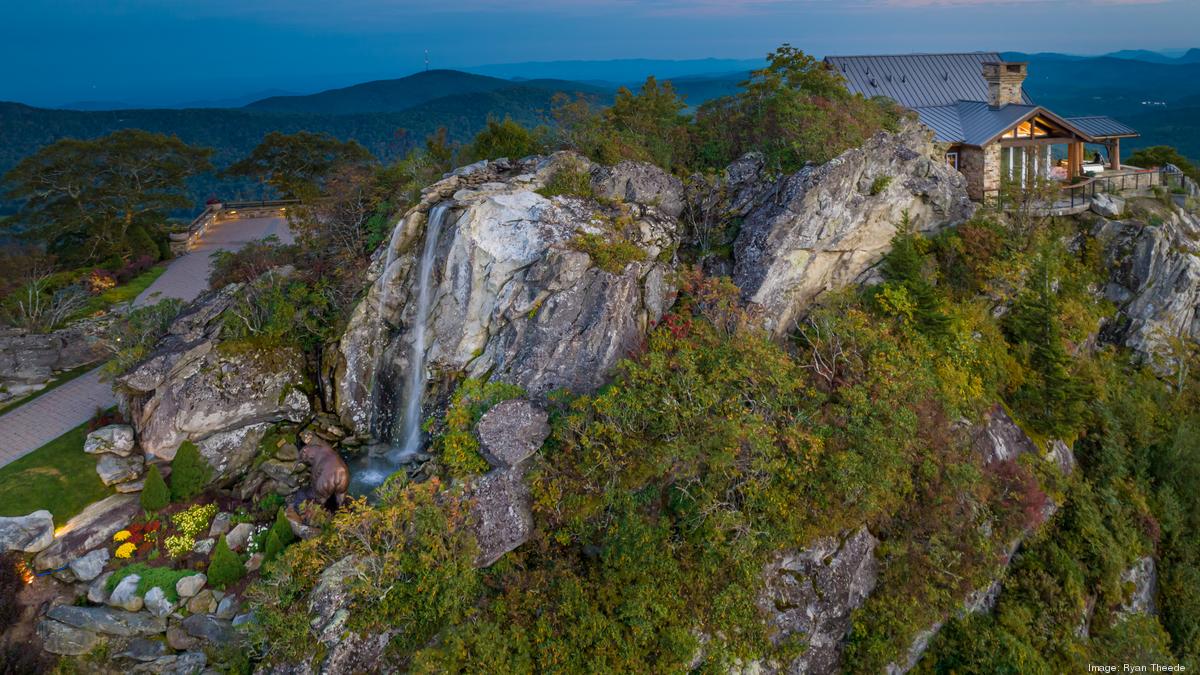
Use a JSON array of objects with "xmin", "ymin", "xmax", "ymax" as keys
[
  {"xmin": 388, "ymin": 203, "xmax": 450, "ymax": 462},
  {"xmin": 348, "ymin": 204, "xmax": 450, "ymax": 496}
]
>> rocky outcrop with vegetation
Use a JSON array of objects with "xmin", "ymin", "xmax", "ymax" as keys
[
  {"xmin": 116, "ymin": 278, "xmax": 311, "ymax": 480},
  {"xmin": 732, "ymin": 118, "xmax": 975, "ymax": 335},
  {"xmin": 334, "ymin": 152, "xmax": 680, "ymax": 434}
]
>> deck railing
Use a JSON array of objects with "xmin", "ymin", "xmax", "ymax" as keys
[
  {"xmin": 982, "ymin": 168, "xmax": 1189, "ymax": 211},
  {"xmin": 184, "ymin": 199, "xmax": 301, "ymax": 249}
]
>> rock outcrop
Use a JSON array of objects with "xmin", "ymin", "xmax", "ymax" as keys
[
  {"xmin": 731, "ymin": 118, "xmax": 975, "ymax": 335},
  {"xmin": 117, "ymin": 280, "xmax": 311, "ymax": 480},
  {"xmin": 335, "ymin": 153, "xmax": 680, "ymax": 435},
  {"xmin": 1096, "ymin": 200, "xmax": 1200, "ymax": 361},
  {"xmin": 34, "ymin": 493, "xmax": 140, "ymax": 571},
  {"xmin": 0, "ymin": 318, "xmax": 108, "ymax": 404},
  {"xmin": 757, "ymin": 527, "xmax": 880, "ymax": 673}
]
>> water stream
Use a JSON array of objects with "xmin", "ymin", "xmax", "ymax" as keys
[{"xmin": 347, "ymin": 204, "xmax": 450, "ymax": 495}]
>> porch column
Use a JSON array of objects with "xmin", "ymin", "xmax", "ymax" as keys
[{"xmin": 1108, "ymin": 138, "xmax": 1121, "ymax": 171}]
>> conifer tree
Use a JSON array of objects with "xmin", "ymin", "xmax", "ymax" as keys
[{"xmin": 140, "ymin": 464, "xmax": 169, "ymax": 512}]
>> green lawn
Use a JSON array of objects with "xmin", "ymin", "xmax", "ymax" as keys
[
  {"xmin": 75, "ymin": 264, "xmax": 168, "ymax": 318},
  {"xmin": 0, "ymin": 363, "xmax": 99, "ymax": 415},
  {"xmin": 0, "ymin": 422, "xmax": 113, "ymax": 526}
]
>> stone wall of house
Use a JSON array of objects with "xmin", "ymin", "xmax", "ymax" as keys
[{"xmin": 958, "ymin": 144, "xmax": 1001, "ymax": 201}]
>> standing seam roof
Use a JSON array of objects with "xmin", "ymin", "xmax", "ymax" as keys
[{"xmin": 824, "ymin": 53, "xmax": 1035, "ymax": 108}]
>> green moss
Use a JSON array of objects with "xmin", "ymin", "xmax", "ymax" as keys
[{"xmin": 870, "ymin": 175, "xmax": 893, "ymax": 196}]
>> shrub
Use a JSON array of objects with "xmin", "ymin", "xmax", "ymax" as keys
[
  {"xmin": 269, "ymin": 508, "xmax": 296, "ymax": 548},
  {"xmin": 569, "ymin": 232, "xmax": 647, "ymax": 274},
  {"xmin": 140, "ymin": 464, "xmax": 170, "ymax": 512},
  {"xmin": 536, "ymin": 162, "xmax": 594, "ymax": 199},
  {"xmin": 430, "ymin": 379, "xmax": 524, "ymax": 478},
  {"xmin": 207, "ymin": 535, "xmax": 245, "ymax": 590},
  {"xmin": 465, "ymin": 116, "xmax": 547, "ymax": 163},
  {"xmin": 169, "ymin": 442, "xmax": 211, "ymax": 502},
  {"xmin": 262, "ymin": 530, "xmax": 284, "ymax": 564},
  {"xmin": 870, "ymin": 175, "xmax": 893, "ymax": 195}
]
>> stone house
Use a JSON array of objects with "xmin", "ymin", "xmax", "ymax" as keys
[{"xmin": 825, "ymin": 53, "xmax": 1139, "ymax": 201}]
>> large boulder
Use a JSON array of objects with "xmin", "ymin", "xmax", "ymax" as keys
[
  {"xmin": 84, "ymin": 424, "xmax": 137, "ymax": 456},
  {"xmin": 757, "ymin": 527, "xmax": 880, "ymax": 673},
  {"xmin": 731, "ymin": 118, "xmax": 975, "ymax": 335},
  {"xmin": 468, "ymin": 467, "xmax": 534, "ymax": 567},
  {"xmin": 476, "ymin": 399, "xmax": 550, "ymax": 468},
  {"xmin": 96, "ymin": 453, "xmax": 145, "ymax": 486},
  {"xmin": 116, "ymin": 280, "xmax": 311, "ymax": 480},
  {"xmin": 46, "ymin": 604, "xmax": 167, "ymax": 637},
  {"xmin": 34, "ymin": 493, "xmax": 140, "ymax": 570},
  {"xmin": 37, "ymin": 619, "xmax": 101, "ymax": 656},
  {"xmin": 67, "ymin": 547, "xmax": 110, "ymax": 582},
  {"xmin": 334, "ymin": 153, "xmax": 680, "ymax": 435},
  {"xmin": 0, "ymin": 509, "xmax": 55, "ymax": 553}
]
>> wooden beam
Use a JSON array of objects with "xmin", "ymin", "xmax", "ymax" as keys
[
  {"xmin": 997, "ymin": 137, "xmax": 1079, "ymax": 148},
  {"xmin": 1109, "ymin": 138, "xmax": 1121, "ymax": 170}
]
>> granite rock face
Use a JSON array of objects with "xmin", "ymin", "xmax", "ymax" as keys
[
  {"xmin": 1095, "ymin": 203, "xmax": 1200, "ymax": 362},
  {"xmin": 757, "ymin": 527, "xmax": 880, "ymax": 674},
  {"xmin": 731, "ymin": 118, "xmax": 975, "ymax": 335},
  {"xmin": 116, "ymin": 279, "xmax": 311, "ymax": 481},
  {"xmin": 334, "ymin": 153, "xmax": 680, "ymax": 435}
]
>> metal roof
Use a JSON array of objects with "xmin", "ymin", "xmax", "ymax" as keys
[
  {"xmin": 916, "ymin": 101, "xmax": 1037, "ymax": 145},
  {"xmin": 824, "ymin": 53, "xmax": 1035, "ymax": 108},
  {"xmin": 1065, "ymin": 116, "xmax": 1140, "ymax": 139}
]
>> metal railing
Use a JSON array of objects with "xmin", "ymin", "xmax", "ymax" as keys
[
  {"xmin": 184, "ymin": 199, "xmax": 301, "ymax": 249},
  {"xmin": 982, "ymin": 168, "xmax": 1188, "ymax": 211}
]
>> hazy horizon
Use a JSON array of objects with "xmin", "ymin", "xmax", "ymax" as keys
[{"xmin": 3, "ymin": 0, "xmax": 1198, "ymax": 108}]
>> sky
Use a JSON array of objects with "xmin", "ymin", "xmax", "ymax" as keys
[{"xmin": 1, "ymin": 0, "xmax": 1196, "ymax": 107}]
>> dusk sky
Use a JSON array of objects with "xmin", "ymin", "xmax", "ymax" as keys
[{"xmin": 2, "ymin": 0, "xmax": 1196, "ymax": 107}]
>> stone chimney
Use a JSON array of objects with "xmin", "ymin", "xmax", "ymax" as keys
[{"xmin": 981, "ymin": 61, "xmax": 1027, "ymax": 108}]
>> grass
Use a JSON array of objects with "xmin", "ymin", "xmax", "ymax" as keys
[
  {"xmin": 0, "ymin": 363, "xmax": 99, "ymax": 415},
  {"xmin": 0, "ymin": 421, "xmax": 113, "ymax": 526},
  {"xmin": 75, "ymin": 265, "xmax": 168, "ymax": 318},
  {"xmin": 106, "ymin": 563, "xmax": 199, "ymax": 603}
]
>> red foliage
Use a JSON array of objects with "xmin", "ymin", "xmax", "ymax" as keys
[
  {"xmin": 991, "ymin": 458, "xmax": 1051, "ymax": 530},
  {"xmin": 116, "ymin": 255, "xmax": 157, "ymax": 283}
]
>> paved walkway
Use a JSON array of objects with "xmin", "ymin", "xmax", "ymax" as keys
[{"xmin": 0, "ymin": 216, "xmax": 292, "ymax": 467}]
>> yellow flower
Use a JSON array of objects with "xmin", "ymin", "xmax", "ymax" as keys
[
  {"xmin": 113, "ymin": 530, "xmax": 132, "ymax": 543},
  {"xmin": 115, "ymin": 542, "xmax": 137, "ymax": 559}
]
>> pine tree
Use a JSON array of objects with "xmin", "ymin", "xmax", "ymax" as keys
[
  {"xmin": 206, "ymin": 535, "xmax": 245, "ymax": 589},
  {"xmin": 270, "ymin": 507, "xmax": 297, "ymax": 547},
  {"xmin": 263, "ymin": 530, "xmax": 284, "ymax": 564},
  {"xmin": 170, "ymin": 441, "xmax": 210, "ymax": 502},
  {"xmin": 140, "ymin": 464, "xmax": 169, "ymax": 512}
]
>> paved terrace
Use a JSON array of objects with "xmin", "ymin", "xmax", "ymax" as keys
[{"xmin": 0, "ymin": 215, "xmax": 293, "ymax": 467}]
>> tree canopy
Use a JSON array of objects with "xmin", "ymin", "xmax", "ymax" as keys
[
  {"xmin": 3, "ymin": 129, "xmax": 212, "ymax": 264},
  {"xmin": 225, "ymin": 130, "xmax": 375, "ymax": 200}
]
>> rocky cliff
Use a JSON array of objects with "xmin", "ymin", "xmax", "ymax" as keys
[
  {"xmin": 116, "ymin": 276, "xmax": 311, "ymax": 479},
  {"xmin": 334, "ymin": 153, "xmax": 680, "ymax": 435},
  {"xmin": 731, "ymin": 118, "xmax": 975, "ymax": 335},
  {"xmin": 1097, "ymin": 196, "xmax": 1200, "ymax": 362}
]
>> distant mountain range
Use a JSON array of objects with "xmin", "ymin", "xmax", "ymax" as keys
[{"xmin": 1, "ymin": 49, "xmax": 1198, "ymax": 212}]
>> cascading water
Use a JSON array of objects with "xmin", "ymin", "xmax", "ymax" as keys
[
  {"xmin": 347, "ymin": 203, "xmax": 450, "ymax": 495},
  {"xmin": 389, "ymin": 203, "xmax": 449, "ymax": 462}
]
